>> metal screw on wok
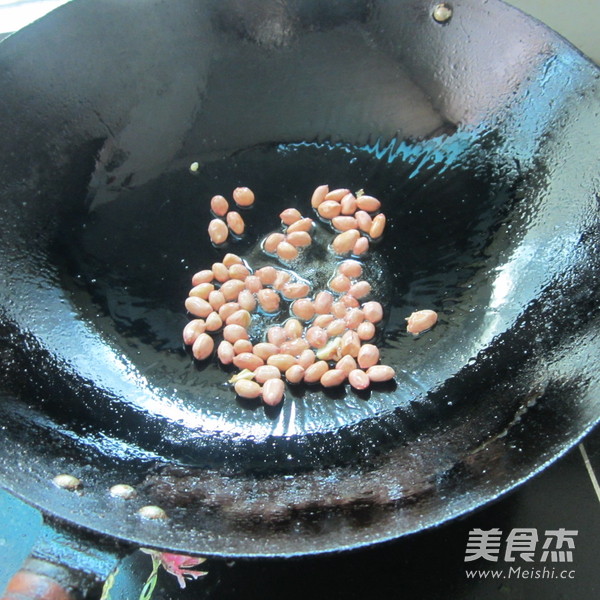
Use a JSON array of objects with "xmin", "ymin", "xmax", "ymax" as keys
[{"xmin": 432, "ymin": 3, "xmax": 453, "ymax": 23}]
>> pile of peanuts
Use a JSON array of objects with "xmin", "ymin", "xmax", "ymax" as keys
[
  {"xmin": 311, "ymin": 185, "xmax": 386, "ymax": 256},
  {"xmin": 186, "ymin": 184, "xmax": 438, "ymax": 408},
  {"xmin": 207, "ymin": 186, "xmax": 254, "ymax": 245}
]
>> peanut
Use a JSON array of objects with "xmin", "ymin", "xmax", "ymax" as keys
[
  {"xmin": 210, "ymin": 195, "xmax": 229, "ymax": 217},
  {"xmin": 304, "ymin": 360, "xmax": 329, "ymax": 383},
  {"xmin": 280, "ymin": 208, "xmax": 302, "ymax": 225},
  {"xmin": 232, "ymin": 186, "xmax": 255, "ymax": 207},
  {"xmin": 320, "ymin": 369, "xmax": 347, "ymax": 387},
  {"xmin": 208, "ymin": 219, "xmax": 228, "ymax": 245},
  {"xmin": 262, "ymin": 378, "xmax": 285, "ymax": 406},
  {"xmin": 234, "ymin": 379, "xmax": 262, "ymax": 399},
  {"xmin": 311, "ymin": 184, "xmax": 329, "ymax": 209},
  {"xmin": 367, "ymin": 365, "xmax": 395, "ymax": 382},
  {"xmin": 348, "ymin": 369, "xmax": 370, "ymax": 390},
  {"xmin": 406, "ymin": 310, "xmax": 438, "ymax": 334},
  {"xmin": 192, "ymin": 333, "xmax": 214, "ymax": 360}
]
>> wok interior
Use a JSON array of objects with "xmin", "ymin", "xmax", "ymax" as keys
[
  {"xmin": 0, "ymin": 0, "xmax": 599, "ymax": 554},
  {"xmin": 50, "ymin": 134, "xmax": 511, "ymax": 455}
]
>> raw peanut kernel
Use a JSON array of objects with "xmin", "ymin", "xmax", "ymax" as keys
[
  {"xmin": 331, "ymin": 302, "xmax": 347, "ymax": 319},
  {"xmin": 253, "ymin": 343, "xmax": 280, "ymax": 361},
  {"xmin": 272, "ymin": 270, "xmax": 291, "ymax": 290},
  {"xmin": 205, "ymin": 311, "xmax": 223, "ymax": 332},
  {"xmin": 329, "ymin": 274, "xmax": 351, "ymax": 293},
  {"xmin": 280, "ymin": 338, "xmax": 309, "ymax": 356},
  {"xmin": 292, "ymin": 298, "xmax": 315, "ymax": 321},
  {"xmin": 237, "ymin": 289, "xmax": 257, "ymax": 312},
  {"xmin": 233, "ymin": 352, "xmax": 264, "ymax": 371},
  {"xmin": 345, "ymin": 308, "xmax": 365, "ymax": 329},
  {"xmin": 285, "ymin": 364, "xmax": 305, "ymax": 384},
  {"xmin": 340, "ymin": 294, "xmax": 360, "ymax": 308},
  {"xmin": 282, "ymin": 282, "xmax": 310, "ymax": 299},
  {"xmin": 314, "ymin": 291, "xmax": 334, "ymax": 314},
  {"xmin": 264, "ymin": 232, "xmax": 285, "ymax": 254},
  {"xmin": 313, "ymin": 314, "xmax": 334, "ymax": 328},
  {"xmin": 192, "ymin": 270, "xmax": 214, "ymax": 286},
  {"xmin": 245, "ymin": 275, "xmax": 263, "ymax": 293},
  {"xmin": 318, "ymin": 200, "xmax": 342, "ymax": 220},
  {"xmin": 340, "ymin": 193, "xmax": 357, "ymax": 215},
  {"xmin": 321, "ymin": 369, "xmax": 347, "ymax": 388},
  {"xmin": 355, "ymin": 211, "xmax": 373, "ymax": 233},
  {"xmin": 367, "ymin": 365, "xmax": 396, "ymax": 382},
  {"xmin": 357, "ymin": 344, "xmax": 380, "ymax": 369},
  {"xmin": 192, "ymin": 333, "xmax": 214, "ymax": 361},
  {"xmin": 223, "ymin": 324, "xmax": 249, "ymax": 343},
  {"xmin": 325, "ymin": 188, "xmax": 350, "ymax": 202},
  {"xmin": 228, "ymin": 264, "xmax": 250, "ymax": 280},
  {"xmin": 284, "ymin": 318, "xmax": 303, "ymax": 339},
  {"xmin": 234, "ymin": 379, "xmax": 262, "ymax": 399},
  {"xmin": 311, "ymin": 184, "xmax": 329, "ymax": 209},
  {"xmin": 348, "ymin": 281, "xmax": 372, "ymax": 299},
  {"xmin": 336, "ymin": 355, "xmax": 358, "ymax": 374},
  {"xmin": 217, "ymin": 340, "xmax": 235, "ymax": 365},
  {"xmin": 222, "ymin": 253, "xmax": 243, "ymax": 267},
  {"xmin": 332, "ymin": 229, "xmax": 361, "ymax": 254},
  {"xmin": 254, "ymin": 365, "xmax": 282, "ymax": 383},
  {"xmin": 353, "ymin": 236, "xmax": 369, "ymax": 256},
  {"xmin": 218, "ymin": 302, "xmax": 240, "ymax": 321},
  {"xmin": 349, "ymin": 369, "xmax": 370, "ymax": 390},
  {"xmin": 267, "ymin": 354, "xmax": 297, "ymax": 372},
  {"xmin": 255, "ymin": 266, "xmax": 277, "ymax": 286},
  {"xmin": 304, "ymin": 361, "xmax": 329, "ymax": 383},
  {"xmin": 212, "ymin": 262, "xmax": 230, "ymax": 283},
  {"xmin": 185, "ymin": 297, "xmax": 213, "ymax": 318},
  {"xmin": 297, "ymin": 349, "xmax": 316, "ymax": 369},
  {"xmin": 326, "ymin": 319, "xmax": 346, "ymax": 337},
  {"xmin": 220, "ymin": 279, "xmax": 246, "ymax": 301},
  {"xmin": 257, "ymin": 289, "xmax": 281, "ymax": 313},
  {"xmin": 406, "ymin": 309, "xmax": 438, "ymax": 334},
  {"xmin": 210, "ymin": 195, "xmax": 229, "ymax": 217},
  {"xmin": 357, "ymin": 321, "xmax": 376, "ymax": 340},
  {"xmin": 356, "ymin": 195, "xmax": 381, "ymax": 212},
  {"xmin": 369, "ymin": 213, "xmax": 386, "ymax": 238},
  {"xmin": 286, "ymin": 231, "xmax": 312, "ymax": 248},
  {"xmin": 232, "ymin": 186, "xmax": 255, "ymax": 207},
  {"xmin": 262, "ymin": 378, "xmax": 285, "ymax": 406},
  {"xmin": 208, "ymin": 219, "xmax": 228, "ymax": 245},
  {"xmin": 209, "ymin": 290, "xmax": 226, "ymax": 311},
  {"xmin": 233, "ymin": 339, "xmax": 253, "ymax": 354},
  {"xmin": 183, "ymin": 319, "xmax": 206, "ymax": 345},
  {"xmin": 280, "ymin": 208, "xmax": 302, "ymax": 225},
  {"xmin": 267, "ymin": 326, "xmax": 287, "ymax": 346},
  {"xmin": 227, "ymin": 211, "xmax": 245, "ymax": 235},
  {"xmin": 287, "ymin": 218, "xmax": 314, "ymax": 233},
  {"xmin": 189, "ymin": 282, "xmax": 214, "ymax": 299},
  {"xmin": 226, "ymin": 309, "xmax": 252, "ymax": 328},
  {"xmin": 341, "ymin": 330, "xmax": 361, "ymax": 357},
  {"xmin": 332, "ymin": 216, "xmax": 358, "ymax": 232},
  {"xmin": 276, "ymin": 241, "xmax": 299, "ymax": 261},
  {"xmin": 306, "ymin": 326, "xmax": 329, "ymax": 349},
  {"xmin": 338, "ymin": 260, "xmax": 363, "ymax": 279},
  {"xmin": 362, "ymin": 301, "xmax": 383, "ymax": 323}
]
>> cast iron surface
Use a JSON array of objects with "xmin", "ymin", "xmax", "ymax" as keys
[{"xmin": 0, "ymin": 0, "xmax": 599, "ymax": 556}]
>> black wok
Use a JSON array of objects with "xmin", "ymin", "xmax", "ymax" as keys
[{"xmin": 0, "ymin": 0, "xmax": 599, "ymax": 593}]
